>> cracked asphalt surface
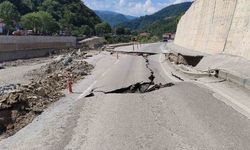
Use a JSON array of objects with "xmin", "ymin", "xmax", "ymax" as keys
[{"xmin": 0, "ymin": 43, "xmax": 250, "ymax": 150}]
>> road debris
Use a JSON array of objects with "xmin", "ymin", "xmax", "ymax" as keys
[
  {"xmin": 0, "ymin": 53, "xmax": 94, "ymax": 137},
  {"xmin": 0, "ymin": 84, "xmax": 19, "ymax": 96},
  {"xmin": 171, "ymin": 73, "xmax": 184, "ymax": 81}
]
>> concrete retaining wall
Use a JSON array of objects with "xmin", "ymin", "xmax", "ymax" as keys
[
  {"xmin": 174, "ymin": 0, "xmax": 250, "ymax": 60},
  {"xmin": 0, "ymin": 36, "xmax": 76, "ymax": 62}
]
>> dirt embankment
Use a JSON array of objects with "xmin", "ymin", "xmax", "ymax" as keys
[{"xmin": 0, "ymin": 50, "xmax": 94, "ymax": 138}]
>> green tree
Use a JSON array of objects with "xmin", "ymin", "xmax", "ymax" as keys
[
  {"xmin": 21, "ymin": 12, "xmax": 41, "ymax": 34},
  {"xmin": 80, "ymin": 25, "xmax": 93, "ymax": 36},
  {"xmin": 21, "ymin": 11, "xmax": 59, "ymax": 34},
  {"xmin": 22, "ymin": 0, "xmax": 42, "ymax": 12},
  {"xmin": 115, "ymin": 27, "xmax": 125, "ymax": 35},
  {"xmin": 37, "ymin": 11, "xmax": 59, "ymax": 34},
  {"xmin": 0, "ymin": 1, "xmax": 19, "ymax": 34},
  {"xmin": 39, "ymin": 0, "xmax": 62, "ymax": 20},
  {"xmin": 95, "ymin": 22, "xmax": 111, "ymax": 35},
  {"xmin": 71, "ymin": 25, "xmax": 93, "ymax": 37},
  {"xmin": 0, "ymin": 0, "xmax": 102, "ymax": 35},
  {"xmin": 124, "ymin": 28, "xmax": 131, "ymax": 35}
]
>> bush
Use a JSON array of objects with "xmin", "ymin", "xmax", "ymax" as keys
[{"xmin": 105, "ymin": 35, "xmax": 132, "ymax": 44}]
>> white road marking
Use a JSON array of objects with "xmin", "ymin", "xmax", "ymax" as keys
[
  {"xmin": 101, "ymin": 68, "xmax": 111, "ymax": 77},
  {"xmin": 77, "ymin": 81, "xmax": 97, "ymax": 99},
  {"xmin": 102, "ymin": 60, "xmax": 119, "ymax": 77},
  {"xmin": 159, "ymin": 54, "xmax": 179, "ymax": 82},
  {"xmin": 77, "ymin": 59, "xmax": 120, "ymax": 99}
]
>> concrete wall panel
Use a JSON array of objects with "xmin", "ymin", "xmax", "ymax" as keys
[
  {"xmin": 0, "ymin": 36, "xmax": 76, "ymax": 62},
  {"xmin": 0, "ymin": 36, "xmax": 76, "ymax": 52},
  {"xmin": 175, "ymin": 0, "xmax": 250, "ymax": 60}
]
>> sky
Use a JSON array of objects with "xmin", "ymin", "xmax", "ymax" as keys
[{"xmin": 83, "ymin": 0, "xmax": 191, "ymax": 16}]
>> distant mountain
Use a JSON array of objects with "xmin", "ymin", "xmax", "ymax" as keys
[
  {"xmin": 125, "ymin": 15, "xmax": 137, "ymax": 20},
  {"xmin": 94, "ymin": 10, "xmax": 137, "ymax": 27},
  {"xmin": 119, "ymin": 2, "xmax": 192, "ymax": 37}
]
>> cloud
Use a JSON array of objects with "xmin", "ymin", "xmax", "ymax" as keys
[
  {"xmin": 119, "ymin": 0, "xmax": 126, "ymax": 7},
  {"xmin": 144, "ymin": 0, "xmax": 157, "ymax": 14},
  {"xmin": 84, "ymin": 0, "xmax": 192, "ymax": 16},
  {"xmin": 127, "ymin": 0, "xmax": 157, "ymax": 15},
  {"xmin": 173, "ymin": 0, "xmax": 191, "ymax": 4}
]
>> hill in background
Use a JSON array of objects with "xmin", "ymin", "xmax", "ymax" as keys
[
  {"xmin": 119, "ymin": 2, "xmax": 192, "ymax": 38},
  {"xmin": 95, "ymin": 10, "xmax": 137, "ymax": 27}
]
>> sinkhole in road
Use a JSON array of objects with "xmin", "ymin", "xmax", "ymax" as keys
[{"xmin": 85, "ymin": 55, "xmax": 175, "ymax": 97}]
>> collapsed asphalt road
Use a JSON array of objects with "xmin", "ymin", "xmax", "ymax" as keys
[
  {"xmin": 0, "ymin": 43, "xmax": 250, "ymax": 150},
  {"xmin": 65, "ymin": 52, "xmax": 250, "ymax": 150},
  {"xmin": 86, "ymin": 55, "xmax": 175, "ymax": 96}
]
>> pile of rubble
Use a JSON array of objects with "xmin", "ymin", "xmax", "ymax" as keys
[
  {"xmin": 0, "ymin": 54, "xmax": 94, "ymax": 136},
  {"xmin": 0, "ymin": 84, "xmax": 19, "ymax": 96}
]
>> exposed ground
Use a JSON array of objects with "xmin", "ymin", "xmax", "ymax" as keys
[{"xmin": 0, "ymin": 49, "xmax": 98, "ymax": 138}]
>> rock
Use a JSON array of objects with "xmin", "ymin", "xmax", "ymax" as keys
[
  {"xmin": 0, "ymin": 94, "xmax": 9, "ymax": 103},
  {"xmin": 32, "ymin": 107, "xmax": 43, "ymax": 114},
  {"xmin": 54, "ymin": 55, "xmax": 64, "ymax": 62},
  {"xmin": 8, "ymin": 93, "xmax": 19, "ymax": 104},
  {"xmin": 58, "ymin": 74, "xmax": 63, "ymax": 77},
  {"xmin": 85, "ymin": 54, "xmax": 93, "ymax": 58},
  {"xmin": 77, "ymin": 49, "xmax": 82, "ymax": 55},
  {"xmin": 168, "ymin": 53, "xmax": 178, "ymax": 64},
  {"xmin": 178, "ymin": 55, "xmax": 188, "ymax": 65},
  {"xmin": 63, "ymin": 56, "xmax": 73, "ymax": 66},
  {"xmin": 0, "ymin": 84, "xmax": 18, "ymax": 96},
  {"xmin": 36, "ymin": 87, "xmax": 47, "ymax": 97},
  {"xmin": 73, "ymin": 70, "xmax": 88, "ymax": 76}
]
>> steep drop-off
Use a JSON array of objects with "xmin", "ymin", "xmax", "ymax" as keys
[{"xmin": 174, "ymin": 0, "xmax": 250, "ymax": 60}]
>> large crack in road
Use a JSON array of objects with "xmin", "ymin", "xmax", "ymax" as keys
[{"xmin": 86, "ymin": 55, "xmax": 175, "ymax": 97}]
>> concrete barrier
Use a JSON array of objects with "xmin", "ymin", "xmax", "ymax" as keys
[
  {"xmin": 218, "ymin": 70, "xmax": 250, "ymax": 90},
  {"xmin": 0, "ymin": 36, "xmax": 76, "ymax": 62}
]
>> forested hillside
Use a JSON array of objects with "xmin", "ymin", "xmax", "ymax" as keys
[
  {"xmin": 0, "ymin": 0, "xmax": 101, "ymax": 36},
  {"xmin": 119, "ymin": 2, "xmax": 192, "ymax": 37}
]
